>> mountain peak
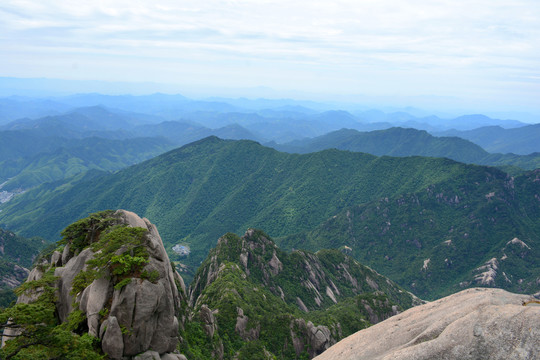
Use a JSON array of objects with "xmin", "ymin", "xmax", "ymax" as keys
[{"xmin": 2, "ymin": 210, "xmax": 187, "ymax": 359}]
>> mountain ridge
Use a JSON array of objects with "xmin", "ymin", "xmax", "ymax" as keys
[
  {"xmin": 271, "ymin": 127, "xmax": 540, "ymax": 171},
  {"xmin": 0, "ymin": 137, "xmax": 538, "ymax": 298}
]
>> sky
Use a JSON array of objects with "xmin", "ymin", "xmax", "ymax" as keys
[{"xmin": 1, "ymin": 0, "xmax": 539, "ymax": 116}]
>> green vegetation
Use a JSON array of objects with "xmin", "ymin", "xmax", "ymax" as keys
[
  {"xmin": 0, "ymin": 269, "xmax": 103, "ymax": 359},
  {"xmin": 3, "ymin": 136, "xmax": 532, "ymax": 288},
  {"xmin": 184, "ymin": 230, "xmax": 414, "ymax": 359},
  {"xmin": 0, "ymin": 137, "xmax": 537, "ymax": 300},
  {"xmin": 0, "ymin": 134, "xmax": 174, "ymax": 192},
  {"xmin": 67, "ymin": 215, "xmax": 150, "ymax": 296},
  {"xmin": 0, "ymin": 211, "xmax": 158, "ymax": 359},
  {"xmin": 273, "ymin": 127, "xmax": 540, "ymax": 171},
  {"xmin": 0, "ymin": 228, "xmax": 44, "ymax": 269},
  {"xmin": 282, "ymin": 169, "xmax": 540, "ymax": 299},
  {"xmin": 0, "ymin": 228, "xmax": 44, "ymax": 306}
]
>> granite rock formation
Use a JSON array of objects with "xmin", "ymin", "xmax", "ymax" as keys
[
  {"xmin": 7, "ymin": 210, "xmax": 187, "ymax": 360},
  {"xmin": 314, "ymin": 287, "xmax": 540, "ymax": 360}
]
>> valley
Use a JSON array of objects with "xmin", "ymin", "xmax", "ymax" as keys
[{"xmin": 0, "ymin": 93, "xmax": 538, "ymax": 359}]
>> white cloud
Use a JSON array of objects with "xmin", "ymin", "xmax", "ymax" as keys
[{"xmin": 1, "ymin": 0, "xmax": 539, "ymax": 110}]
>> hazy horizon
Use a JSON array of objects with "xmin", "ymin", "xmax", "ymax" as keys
[{"xmin": 1, "ymin": 1, "xmax": 539, "ymax": 121}]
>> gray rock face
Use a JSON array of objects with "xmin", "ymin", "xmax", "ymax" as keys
[
  {"xmin": 291, "ymin": 319, "xmax": 335, "ymax": 358},
  {"xmin": 55, "ymin": 247, "xmax": 95, "ymax": 322},
  {"xmin": 314, "ymin": 288, "xmax": 540, "ymax": 360},
  {"xmin": 101, "ymin": 316, "xmax": 124, "ymax": 359},
  {"xmin": 0, "ymin": 264, "xmax": 29, "ymax": 290},
  {"xmin": 9, "ymin": 210, "xmax": 187, "ymax": 360},
  {"xmin": 235, "ymin": 307, "xmax": 260, "ymax": 341},
  {"xmin": 200, "ymin": 304, "xmax": 218, "ymax": 338},
  {"xmin": 133, "ymin": 350, "xmax": 161, "ymax": 360},
  {"xmin": 96, "ymin": 210, "xmax": 183, "ymax": 358}
]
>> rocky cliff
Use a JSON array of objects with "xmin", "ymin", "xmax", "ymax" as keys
[
  {"xmin": 2, "ymin": 210, "xmax": 188, "ymax": 360},
  {"xmin": 314, "ymin": 287, "xmax": 540, "ymax": 360},
  {"xmin": 0, "ymin": 228, "xmax": 42, "ymax": 294},
  {"xmin": 182, "ymin": 229, "xmax": 421, "ymax": 359}
]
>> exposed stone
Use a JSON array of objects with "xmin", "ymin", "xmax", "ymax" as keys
[
  {"xmin": 314, "ymin": 288, "xmax": 540, "ymax": 360},
  {"xmin": 309, "ymin": 322, "xmax": 330, "ymax": 349},
  {"xmin": 289, "ymin": 318, "xmax": 334, "ymax": 358},
  {"xmin": 235, "ymin": 307, "xmax": 260, "ymax": 341},
  {"xmin": 61, "ymin": 243, "xmax": 72, "ymax": 264},
  {"xmin": 133, "ymin": 350, "xmax": 160, "ymax": 360},
  {"xmin": 7, "ymin": 210, "xmax": 185, "ymax": 360},
  {"xmin": 325, "ymin": 286, "xmax": 337, "ymax": 303},
  {"xmin": 365, "ymin": 276, "xmax": 379, "ymax": 290},
  {"xmin": 296, "ymin": 297, "xmax": 309, "ymax": 312},
  {"xmin": 101, "ymin": 316, "xmax": 124, "ymax": 359},
  {"xmin": 0, "ymin": 264, "xmax": 29, "ymax": 288},
  {"xmin": 474, "ymin": 258, "xmax": 498, "ymax": 286},
  {"xmin": 50, "ymin": 251, "xmax": 62, "ymax": 267},
  {"xmin": 200, "ymin": 304, "xmax": 218, "ymax": 338},
  {"xmin": 161, "ymin": 354, "xmax": 188, "ymax": 360},
  {"xmin": 507, "ymin": 237, "xmax": 530, "ymax": 249},
  {"xmin": 55, "ymin": 247, "xmax": 95, "ymax": 322},
  {"xmin": 79, "ymin": 276, "xmax": 112, "ymax": 337},
  {"xmin": 290, "ymin": 319, "xmax": 307, "ymax": 356},
  {"xmin": 268, "ymin": 251, "xmax": 283, "ymax": 276}
]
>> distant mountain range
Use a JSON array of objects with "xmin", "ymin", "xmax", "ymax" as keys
[
  {"xmin": 270, "ymin": 128, "xmax": 540, "ymax": 171},
  {"xmin": 437, "ymin": 124, "xmax": 540, "ymax": 155},
  {"xmin": 0, "ymin": 88, "xmax": 538, "ymax": 359},
  {"xmin": 0, "ymin": 101, "xmax": 538, "ymax": 196},
  {"xmin": 1, "ymin": 137, "xmax": 537, "ymax": 299}
]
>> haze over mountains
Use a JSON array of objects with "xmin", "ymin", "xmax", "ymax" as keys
[
  {"xmin": 0, "ymin": 90, "xmax": 539, "ymax": 359},
  {"xmin": 0, "ymin": 92, "xmax": 539, "ymax": 196}
]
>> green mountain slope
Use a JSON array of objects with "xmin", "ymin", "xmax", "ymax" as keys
[
  {"xmin": 183, "ymin": 229, "xmax": 419, "ymax": 359},
  {"xmin": 0, "ymin": 137, "xmax": 504, "ymax": 273},
  {"xmin": 0, "ymin": 136, "xmax": 174, "ymax": 191},
  {"xmin": 281, "ymin": 169, "xmax": 540, "ymax": 299},
  {"xmin": 272, "ymin": 128, "xmax": 540, "ymax": 171}
]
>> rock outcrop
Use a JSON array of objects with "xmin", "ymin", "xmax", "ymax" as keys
[
  {"xmin": 8, "ymin": 210, "xmax": 187, "ymax": 360},
  {"xmin": 187, "ymin": 229, "xmax": 421, "ymax": 359},
  {"xmin": 190, "ymin": 229, "xmax": 421, "ymax": 313},
  {"xmin": 314, "ymin": 288, "xmax": 540, "ymax": 360}
]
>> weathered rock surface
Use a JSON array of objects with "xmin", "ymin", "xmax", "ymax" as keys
[
  {"xmin": 190, "ymin": 229, "xmax": 421, "ymax": 313},
  {"xmin": 187, "ymin": 229, "xmax": 423, "ymax": 359},
  {"xmin": 291, "ymin": 319, "xmax": 335, "ymax": 358},
  {"xmin": 0, "ymin": 264, "xmax": 29, "ymax": 288},
  {"xmin": 8, "ymin": 210, "xmax": 187, "ymax": 360},
  {"xmin": 314, "ymin": 288, "xmax": 540, "ymax": 360}
]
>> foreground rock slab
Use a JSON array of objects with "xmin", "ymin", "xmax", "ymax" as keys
[{"xmin": 315, "ymin": 288, "xmax": 539, "ymax": 360}]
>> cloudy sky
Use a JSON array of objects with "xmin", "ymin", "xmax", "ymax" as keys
[{"xmin": 1, "ymin": 0, "xmax": 539, "ymax": 113}]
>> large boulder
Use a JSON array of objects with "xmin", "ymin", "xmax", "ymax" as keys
[
  {"xmin": 7, "ymin": 210, "xmax": 187, "ymax": 360},
  {"xmin": 314, "ymin": 288, "xmax": 540, "ymax": 360}
]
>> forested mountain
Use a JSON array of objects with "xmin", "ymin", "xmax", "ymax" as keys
[
  {"xmin": 0, "ymin": 137, "xmax": 538, "ymax": 299},
  {"xmin": 281, "ymin": 169, "xmax": 540, "ymax": 299},
  {"xmin": 271, "ymin": 127, "xmax": 540, "ymax": 171},
  {"xmin": 0, "ymin": 135, "xmax": 175, "ymax": 191},
  {"xmin": 183, "ymin": 229, "xmax": 419, "ymax": 359},
  {"xmin": 0, "ymin": 106, "xmax": 263, "ymax": 193},
  {"xmin": 437, "ymin": 123, "xmax": 540, "ymax": 155},
  {"xmin": 0, "ymin": 210, "xmax": 419, "ymax": 359}
]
